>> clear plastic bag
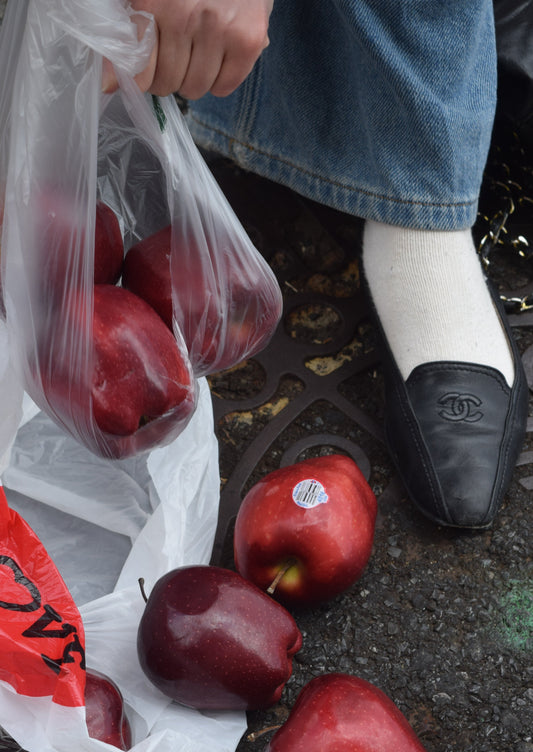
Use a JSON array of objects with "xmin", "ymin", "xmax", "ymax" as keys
[
  {"xmin": 0, "ymin": 320, "xmax": 23, "ymax": 477},
  {"xmin": 1, "ymin": 0, "xmax": 282, "ymax": 460}
]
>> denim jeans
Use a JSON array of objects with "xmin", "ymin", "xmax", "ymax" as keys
[{"xmin": 186, "ymin": 0, "xmax": 497, "ymax": 230}]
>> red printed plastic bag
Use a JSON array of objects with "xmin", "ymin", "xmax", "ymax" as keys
[
  {"xmin": 0, "ymin": 486, "xmax": 85, "ymax": 705},
  {"xmin": 0, "ymin": 485, "xmax": 89, "ymax": 746},
  {"xmin": 1, "ymin": 0, "xmax": 282, "ymax": 461}
]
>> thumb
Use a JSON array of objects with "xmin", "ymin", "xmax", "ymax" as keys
[
  {"xmin": 101, "ymin": 15, "xmax": 159, "ymax": 94},
  {"xmin": 133, "ymin": 33, "xmax": 159, "ymax": 93},
  {"xmin": 102, "ymin": 57, "xmax": 119, "ymax": 94}
]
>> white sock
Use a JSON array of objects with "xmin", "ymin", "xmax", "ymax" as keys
[{"xmin": 362, "ymin": 221, "xmax": 515, "ymax": 387}]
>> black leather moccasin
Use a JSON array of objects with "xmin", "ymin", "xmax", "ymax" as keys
[{"xmin": 374, "ymin": 289, "xmax": 529, "ymax": 528}]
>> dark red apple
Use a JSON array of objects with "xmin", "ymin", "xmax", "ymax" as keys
[
  {"xmin": 39, "ymin": 284, "xmax": 196, "ymax": 458},
  {"xmin": 85, "ymin": 668, "xmax": 132, "ymax": 750},
  {"xmin": 122, "ymin": 225, "xmax": 173, "ymax": 328},
  {"xmin": 122, "ymin": 224, "xmax": 281, "ymax": 375},
  {"xmin": 94, "ymin": 201, "xmax": 124, "ymax": 284},
  {"xmin": 265, "ymin": 673, "xmax": 427, "ymax": 751},
  {"xmin": 35, "ymin": 189, "xmax": 86, "ymax": 301},
  {"xmin": 234, "ymin": 455, "xmax": 377, "ymax": 607},
  {"xmin": 35, "ymin": 191, "xmax": 123, "ymax": 290},
  {"xmin": 136, "ymin": 565, "xmax": 302, "ymax": 711}
]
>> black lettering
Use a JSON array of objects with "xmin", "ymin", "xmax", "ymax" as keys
[
  {"xmin": 41, "ymin": 631, "xmax": 86, "ymax": 675},
  {"xmin": 61, "ymin": 632, "xmax": 86, "ymax": 670},
  {"xmin": 41, "ymin": 653, "xmax": 62, "ymax": 675},
  {"xmin": 22, "ymin": 603, "xmax": 77, "ymax": 640},
  {"xmin": 0, "ymin": 555, "xmax": 41, "ymax": 612}
]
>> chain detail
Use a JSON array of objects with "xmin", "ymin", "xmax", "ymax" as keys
[{"xmin": 476, "ymin": 131, "xmax": 533, "ymax": 314}]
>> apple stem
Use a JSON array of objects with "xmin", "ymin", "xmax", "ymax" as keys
[
  {"xmin": 138, "ymin": 577, "xmax": 148, "ymax": 603},
  {"xmin": 266, "ymin": 558, "xmax": 298, "ymax": 596},
  {"xmin": 246, "ymin": 724, "xmax": 282, "ymax": 742}
]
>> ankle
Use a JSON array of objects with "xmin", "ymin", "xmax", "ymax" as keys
[{"xmin": 362, "ymin": 221, "xmax": 514, "ymax": 386}]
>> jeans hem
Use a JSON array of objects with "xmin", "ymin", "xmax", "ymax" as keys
[{"xmin": 187, "ymin": 113, "xmax": 479, "ymax": 232}]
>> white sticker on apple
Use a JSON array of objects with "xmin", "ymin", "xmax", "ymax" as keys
[{"xmin": 292, "ymin": 479, "xmax": 329, "ymax": 509}]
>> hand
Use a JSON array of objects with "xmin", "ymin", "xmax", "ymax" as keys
[{"xmin": 103, "ymin": 0, "xmax": 274, "ymax": 99}]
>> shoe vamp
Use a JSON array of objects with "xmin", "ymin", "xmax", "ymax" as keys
[{"xmin": 406, "ymin": 364, "xmax": 511, "ymax": 501}]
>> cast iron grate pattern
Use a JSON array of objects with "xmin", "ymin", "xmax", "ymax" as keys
[{"xmin": 209, "ymin": 274, "xmax": 533, "ymax": 566}]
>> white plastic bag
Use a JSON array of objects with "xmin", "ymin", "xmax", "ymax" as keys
[{"xmin": 0, "ymin": 380, "xmax": 247, "ymax": 752}]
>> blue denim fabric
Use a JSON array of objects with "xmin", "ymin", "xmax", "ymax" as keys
[{"xmin": 186, "ymin": 0, "xmax": 497, "ymax": 230}]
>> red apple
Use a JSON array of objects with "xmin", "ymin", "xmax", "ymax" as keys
[
  {"xmin": 35, "ymin": 191, "xmax": 123, "ymax": 290},
  {"xmin": 85, "ymin": 668, "xmax": 132, "ymax": 750},
  {"xmin": 122, "ymin": 225, "xmax": 173, "ymax": 328},
  {"xmin": 122, "ymin": 224, "xmax": 281, "ymax": 375},
  {"xmin": 39, "ymin": 284, "xmax": 196, "ymax": 458},
  {"xmin": 265, "ymin": 673, "xmax": 427, "ymax": 751},
  {"xmin": 35, "ymin": 189, "xmax": 86, "ymax": 301},
  {"xmin": 136, "ymin": 565, "xmax": 302, "ymax": 711},
  {"xmin": 1, "ymin": 192, "xmax": 123, "ymax": 316},
  {"xmin": 94, "ymin": 201, "xmax": 124, "ymax": 285},
  {"xmin": 233, "ymin": 455, "xmax": 377, "ymax": 607}
]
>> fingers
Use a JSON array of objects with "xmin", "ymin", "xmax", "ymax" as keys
[
  {"xmin": 148, "ymin": 26, "xmax": 195, "ymax": 97},
  {"xmin": 133, "ymin": 33, "xmax": 159, "ymax": 92},
  {"xmin": 210, "ymin": 30, "xmax": 270, "ymax": 98},
  {"xmin": 177, "ymin": 14, "xmax": 270, "ymax": 100},
  {"xmin": 104, "ymin": 1, "xmax": 273, "ymax": 99},
  {"xmin": 139, "ymin": 0, "xmax": 274, "ymax": 99}
]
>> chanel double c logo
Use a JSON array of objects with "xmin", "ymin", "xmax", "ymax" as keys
[{"xmin": 437, "ymin": 392, "xmax": 483, "ymax": 423}]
